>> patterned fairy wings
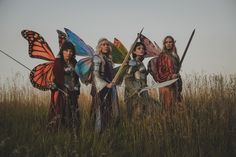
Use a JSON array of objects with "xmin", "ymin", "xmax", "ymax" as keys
[
  {"xmin": 65, "ymin": 28, "xmax": 95, "ymax": 56},
  {"xmin": 139, "ymin": 34, "xmax": 161, "ymax": 57},
  {"xmin": 112, "ymin": 38, "xmax": 129, "ymax": 85},
  {"xmin": 21, "ymin": 29, "xmax": 67, "ymax": 91},
  {"xmin": 22, "ymin": 30, "xmax": 55, "ymax": 61},
  {"xmin": 112, "ymin": 38, "xmax": 129, "ymax": 64},
  {"xmin": 138, "ymin": 34, "xmax": 164, "ymax": 83},
  {"xmin": 56, "ymin": 29, "xmax": 68, "ymax": 49},
  {"xmin": 65, "ymin": 28, "xmax": 129, "ymax": 84},
  {"xmin": 64, "ymin": 28, "xmax": 95, "ymax": 84},
  {"xmin": 75, "ymin": 57, "xmax": 93, "ymax": 85}
]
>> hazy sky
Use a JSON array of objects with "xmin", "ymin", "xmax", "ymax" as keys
[{"xmin": 0, "ymin": 0, "xmax": 236, "ymax": 81}]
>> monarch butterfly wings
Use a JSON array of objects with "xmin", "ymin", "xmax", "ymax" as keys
[
  {"xmin": 21, "ymin": 30, "xmax": 55, "ymax": 61},
  {"xmin": 30, "ymin": 62, "xmax": 54, "ymax": 90},
  {"xmin": 21, "ymin": 30, "xmax": 56, "ymax": 91}
]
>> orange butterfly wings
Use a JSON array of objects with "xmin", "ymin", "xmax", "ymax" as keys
[{"xmin": 21, "ymin": 30, "xmax": 57, "ymax": 91}]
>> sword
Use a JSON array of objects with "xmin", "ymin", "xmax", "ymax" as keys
[
  {"xmin": 139, "ymin": 78, "xmax": 178, "ymax": 94},
  {"xmin": 125, "ymin": 78, "xmax": 178, "ymax": 100},
  {"xmin": 179, "ymin": 29, "xmax": 195, "ymax": 71}
]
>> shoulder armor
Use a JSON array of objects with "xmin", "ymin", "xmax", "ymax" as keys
[
  {"xmin": 93, "ymin": 55, "xmax": 102, "ymax": 71},
  {"xmin": 128, "ymin": 59, "xmax": 137, "ymax": 66},
  {"xmin": 93, "ymin": 55, "xmax": 102, "ymax": 64}
]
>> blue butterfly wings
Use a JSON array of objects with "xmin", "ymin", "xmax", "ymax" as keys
[
  {"xmin": 64, "ymin": 28, "xmax": 128, "ymax": 85},
  {"xmin": 64, "ymin": 28, "xmax": 95, "ymax": 84},
  {"xmin": 75, "ymin": 57, "xmax": 93, "ymax": 84},
  {"xmin": 64, "ymin": 28, "xmax": 95, "ymax": 56}
]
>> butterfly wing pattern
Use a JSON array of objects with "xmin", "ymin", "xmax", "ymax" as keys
[
  {"xmin": 111, "ymin": 38, "xmax": 129, "ymax": 64},
  {"xmin": 21, "ymin": 30, "xmax": 56, "ymax": 91},
  {"xmin": 56, "ymin": 29, "xmax": 67, "ymax": 49},
  {"xmin": 139, "ymin": 34, "xmax": 161, "ymax": 57},
  {"xmin": 65, "ymin": 28, "xmax": 95, "ymax": 56},
  {"xmin": 65, "ymin": 28, "xmax": 130, "ymax": 85},
  {"xmin": 64, "ymin": 28, "xmax": 95, "ymax": 84},
  {"xmin": 111, "ymin": 38, "xmax": 130, "ymax": 85},
  {"xmin": 139, "ymin": 34, "xmax": 164, "ymax": 83},
  {"xmin": 30, "ymin": 62, "xmax": 55, "ymax": 90},
  {"xmin": 75, "ymin": 57, "xmax": 93, "ymax": 84}
]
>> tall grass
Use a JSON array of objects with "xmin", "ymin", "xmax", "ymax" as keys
[{"xmin": 0, "ymin": 73, "xmax": 235, "ymax": 157}]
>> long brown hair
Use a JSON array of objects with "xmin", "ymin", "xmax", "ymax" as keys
[{"xmin": 162, "ymin": 35, "xmax": 177, "ymax": 53}]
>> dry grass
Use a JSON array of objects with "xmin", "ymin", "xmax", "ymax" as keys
[{"xmin": 0, "ymin": 73, "xmax": 235, "ymax": 157}]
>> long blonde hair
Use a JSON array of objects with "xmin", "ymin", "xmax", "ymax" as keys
[{"xmin": 96, "ymin": 38, "xmax": 112, "ymax": 55}]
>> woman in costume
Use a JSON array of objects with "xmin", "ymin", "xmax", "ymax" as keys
[
  {"xmin": 90, "ymin": 38, "xmax": 119, "ymax": 132},
  {"xmin": 124, "ymin": 42, "xmax": 157, "ymax": 119},
  {"xmin": 153, "ymin": 36, "xmax": 182, "ymax": 109},
  {"xmin": 47, "ymin": 41, "xmax": 80, "ymax": 131}
]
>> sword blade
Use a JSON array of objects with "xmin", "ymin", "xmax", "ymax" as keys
[
  {"xmin": 139, "ymin": 78, "xmax": 178, "ymax": 94},
  {"xmin": 179, "ymin": 29, "xmax": 195, "ymax": 70}
]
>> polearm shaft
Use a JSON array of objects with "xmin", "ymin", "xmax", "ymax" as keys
[
  {"xmin": 179, "ymin": 29, "xmax": 195, "ymax": 71},
  {"xmin": 0, "ymin": 49, "xmax": 31, "ymax": 71},
  {"xmin": 0, "ymin": 49, "xmax": 68, "ymax": 96},
  {"xmin": 112, "ymin": 28, "xmax": 144, "ymax": 84}
]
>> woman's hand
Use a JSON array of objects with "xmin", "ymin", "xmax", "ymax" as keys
[
  {"xmin": 106, "ymin": 82, "xmax": 114, "ymax": 88},
  {"xmin": 171, "ymin": 74, "xmax": 178, "ymax": 79}
]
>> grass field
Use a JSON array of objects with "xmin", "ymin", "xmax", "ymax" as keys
[{"xmin": 0, "ymin": 73, "xmax": 235, "ymax": 157}]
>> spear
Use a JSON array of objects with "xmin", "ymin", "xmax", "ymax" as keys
[
  {"xmin": 0, "ymin": 49, "xmax": 68, "ymax": 96},
  {"xmin": 0, "ymin": 49, "xmax": 32, "ymax": 71},
  {"xmin": 112, "ymin": 28, "xmax": 144, "ymax": 84}
]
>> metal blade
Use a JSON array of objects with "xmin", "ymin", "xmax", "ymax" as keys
[{"xmin": 139, "ymin": 78, "xmax": 178, "ymax": 94}]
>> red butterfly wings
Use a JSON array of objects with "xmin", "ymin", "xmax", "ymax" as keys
[
  {"xmin": 21, "ymin": 30, "xmax": 57, "ymax": 91},
  {"xmin": 139, "ymin": 34, "xmax": 161, "ymax": 57}
]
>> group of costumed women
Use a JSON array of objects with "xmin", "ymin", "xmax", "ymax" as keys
[{"xmin": 21, "ymin": 29, "xmax": 182, "ymax": 132}]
